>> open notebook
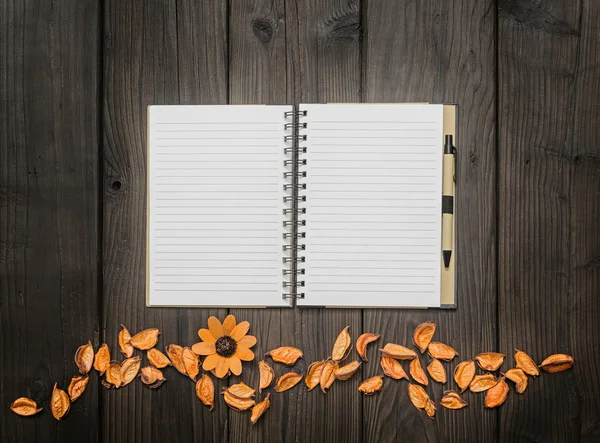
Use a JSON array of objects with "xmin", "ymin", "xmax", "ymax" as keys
[{"xmin": 146, "ymin": 104, "xmax": 457, "ymax": 308}]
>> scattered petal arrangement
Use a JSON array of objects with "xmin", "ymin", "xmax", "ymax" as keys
[{"xmin": 10, "ymin": 316, "xmax": 575, "ymax": 424}]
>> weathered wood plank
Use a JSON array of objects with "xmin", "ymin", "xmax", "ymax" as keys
[
  {"xmin": 102, "ymin": 1, "xmax": 228, "ymax": 441},
  {"xmin": 498, "ymin": 0, "xmax": 600, "ymax": 440},
  {"xmin": 362, "ymin": 0, "xmax": 497, "ymax": 441},
  {"xmin": 0, "ymin": 0, "xmax": 100, "ymax": 441}
]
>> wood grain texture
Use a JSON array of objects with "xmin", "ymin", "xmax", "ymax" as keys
[
  {"xmin": 362, "ymin": 0, "xmax": 497, "ymax": 441},
  {"xmin": 499, "ymin": 0, "xmax": 600, "ymax": 441},
  {"xmin": 0, "ymin": 0, "xmax": 100, "ymax": 442},
  {"xmin": 102, "ymin": 1, "xmax": 228, "ymax": 442}
]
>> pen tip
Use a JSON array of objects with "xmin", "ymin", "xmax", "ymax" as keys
[{"xmin": 443, "ymin": 251, "xmax": 451, "ymax": 268}]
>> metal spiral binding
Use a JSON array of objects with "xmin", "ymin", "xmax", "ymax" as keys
[{"xmin": 282, "ymin": 107, "xmax": 307, "ymax": 301}]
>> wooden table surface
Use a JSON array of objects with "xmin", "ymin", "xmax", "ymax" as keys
[{"xmin": 1, "ymin": 0, "xmax": 599, "ymax": 442}]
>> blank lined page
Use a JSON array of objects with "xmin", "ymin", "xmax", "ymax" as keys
[
  {"xmin": 147, "ymin": 105, "xmax": 291, "ymax": 307},
  {"xmin": 299, "ymin": 104, "xmax": 444, "ymax": 308}
]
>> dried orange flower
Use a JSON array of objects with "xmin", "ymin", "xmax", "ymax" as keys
[
  {"xmin": 427, "ymin": 342, "xmax": 458, "ymax": 362},
  {"xmin": 539, "ymin": 354, "xmax": 574, "ymax": 373},
  {"xmin": 484, "ymin": 377, "xmax": 509, "ymax": 408},
  {"xmin": 454, "ymin": 360, "xmax": 476, "ymax": 392},
  {"xmin": 381, "ymin": 356, "xmax": 408, "ymax": 380},
  {"xmin": 222, "ymin": 391, "xmax": 256, "ymax": 411},
  {"xmin": 276, "ymin": 372, "xmax": 303, "ymax": 392},
  {"xmin": 10, "ymin": 397, "xmax": 42, "ymax": 416},
  {"xmin": 68, "ymin": 375, "xmax": 89, "ymax": 401},
  {"xmin": 196, "ymin": 374, "xmax": 214, "ymax": 410},
  {"xmin": 50, "ymin": 384, "xmax": 70, "ymax": 420},
  {"xmin": 409, "ymin": 358, "xmax": 428, "ymax": 386},
  {"xmin": 503, "ymin": 368, "xmax": 528, "ymax": 393},
  {"xmin": 356, "ymin": 333, "xmax": 380, "ymax": 361},
  {"xmin": 118, "ymin": 325, "xmax": 134, "ymax": 358},
  {"xmin": 424, "ymin": 400, "xmax": 436, "ymax": 419},
  {"xmin": 334, "ymin": 361, "xmax": 361, "ymax": 381},
  {"xmin": 147, "ymin": 348, "xmax": 171, "ymax": 369},
  {"xmin": 440, "ymin": 390, "xmax": 467, "ymax": 409},
  {"xmin": 193, "ymin": 315, "xmax": 256, "ymax": 378},
  {"xmin": 331, "ymin": 326, "xmax": 352, "ymax": 362},
  {"xmin": 426, "ymin": 358, "xmax": 447, "ymax": 383},
  {"xmin": 130, "ymin": 328, "xmax": 160, "ymax": 350},
  {"xmin": 469, "ymin": 374, "xmax": 497, "ymax": 393},
  {"xmin": 413, "ymin": 322, "xmax": 436, "ymax": 353},
  {"xmin": 140, "ymin": 366, "xmax": 166, "ymax": 389},
  {"xmin": 166, "ymin": 344, "xmax": 187, "ymax": 375},
  {"xmin": 408, "ymin": 383, "xmax": 429, "ymax": 409},
  {"xmin": 227, "ymin": 382, "xmax": 255, "ymax": 399},
  {"xmin": 121, "ymin": 356, "xmax": 141, "ymax": 387},
  {"xmin": 320, "ymin": 359, "xmax": 339, "ymax": 393},
  {"xmin": 74, "ymin": 341, "xmax": 94, "ymax": 375},
  {"xmin": 380, "ymin": 343, "xmax": 417, "ymax": 360},
  {"xmin": 306, "ymin": 360, "xmax": 326, "ymax": 391},
  {"xmin": 251, "ymin": 394, "xmax": 271, "ymax": 424},
  {"xmin": 105, "ymin": 361, "xmax": 123, "ymax": 388},
  {"xmin": 265, "ymin": 346, "xmax": 303, "ymax": 366},
  {"xmin": 514, "ymin": 349, "xmax": 539, "ymax": 376},
  {"xmin": 259, "ymin": 360, "xmax": 274, "ymax": 392},
  {"xmin": 183, "ymin": 347, "xmax": 200, "ymax": 381},
  {"xmin": 93, "ymin": 344, "xmax": 110, "ymax": 376},
  {"xmin": 475, "ymin": 352, "xmax": 505, "ymax": 371},
  {"xmin": 358, "ymin": 376, "xmax": 383, "ymax": 395}
]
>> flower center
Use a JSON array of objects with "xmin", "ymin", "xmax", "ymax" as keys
[{"xmin": 215, "ymin": 335, "xmax": 237, "ymax": 357}]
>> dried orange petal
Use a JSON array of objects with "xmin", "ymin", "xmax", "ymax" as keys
[
  {"xmin": 259, "ymin": 360, "xmax": 275, "ymax": 392},
  {"xmin": 68, "ymin": 375, "xmax": 89, "ymax": 402},
  {"xmin": 147, "ymin": 348, "xmax": 171, "ymax": 369},
  {"xmin": 358, "ymin": 376, "xmax": 383, "ymax": 395},
  {"xmin": 94, "ymin": 344, "xmax": 110, "ymax": 375},
  {"xmin": 50, "ymin": 384, "xmax": 70, "ymax": 420},
  {"xmin": 539, "ymin": 354, "xmax": 574, "ymax": 373},
  {"xmin": 334, "ymin": 361, "xmax": 361, "ymax": 381},
  {"xmin": 320, "ymin": 359, "xmax": 339, "ymax": 393},
  {"xmin": 380, "ymin": 343, "xmax": 417, "ymax": 360},
  {"xmin": 10, "ymin": 397, "xmax": 42, "ymax": 416},
  {"xmin": 140, "ymin": 366, "xmax": 166, "ymax": 388},
  {"xmin": 454, "ymin": 360, "xmax": 476, "ymax": 393},
  {"xmin": 331, "ymin": 326, "xmax": 352, "ymax": 362},
  {"xmin": 484, "ymin": 377, "xmax": 509, "ymax": 408},
  {"xmin": 356, "ymin": 333, "xmax": 380, "ymax": 362},
  {"xmin": 275, "ymin": 372, "xmax": 303, "ymax": 392},
  {"xmin": 409, "ymin": 358, "xmax": 428, "ymax": 385},
  {"xmin": 426, "ymin": 358, "xmax": 447, "ymax": 383},
  {"xmin": 121, "ymin": 356, "xmax": 141, "ymax": 387},
  {"xmin": 408, "ymin": 383, "xmax": 429, "ymax": 409},
  {"xmin": 129, "ymin": 328, "xmax": 160, "ymax": 350},
  {"xmin": 166, "ymin": 344, "xmax": 187, "ymax": 375},
  {"xmin": 183, "ymin": 347, "xmax": 200, "ymax": 381},
  {"xmin": 265, "ymin": 346, "xmax": 303, "ymax": 366},
  {"xmin": 440, "ymin": 390, "xmax": 467, "ymax": 409},
  {"xmin": 427, "ymin": 342, "xmax": 458, "ymax": 362},
  {"xmin": 475, "ymin": 352, "xmax": 505, "ymax": 371},
  {"xmin": 250, "ymin": 393, "xmax": 271, "ymax": 424},
  {"xmin": 118, "ymin": 325, "xmax": 134, "ymax": 358},
  {"xmin": 424, "ymin": 399, "xmax": 436, "ymax": 419},
  {"xmin": 413, "ymin": 322, "xmax": 436, "ymax": 353},
  {"xmin": 305, "ymin": 360, "xmax": 326, "ymax": 391},
  {"xmin": 503, "ymin": 368, "xmax": 528, "ymax": 393},
  {"xmin": 222, "ymin": 391, "xmax": 255, "ymax": 411},
  {"xmin": 227, "ymin": 381, "xmax": 255, "ymax": 399},
  {"xmin": 105, "ymin": 361, "xmax": 123, "ymax": 388},
  {"xmin": 380, "ymin": 356, "xmax": 408, "ymax": 380},
  {"xmin": 196, "ymin": 374, "xmax": 214, "ymax": 410},
  {"xmin": 514, "ymin": 349, "xmax": 539, "ymax": 376},
  {"xmin": 469, "ymin": 373, "xmax": 497, "ymax": 393},
  {"xmin": 74, "ymin": 341, "xmax": 94, "ymax": 375}
]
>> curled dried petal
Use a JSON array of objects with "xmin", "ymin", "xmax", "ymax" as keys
[
  {"xmin": 475, "ymin": 352, "xmax": 505, "ymax": 371},
  {"xmin": 358, "ymin": 376, "xmax": 383, "ymax": 395},
  {"xmin": 413, "ymin": 322, "xmax": 436, "ymax": 353},
  {"xmin": 334, "ymin": 361, "xmax": 361, "ymax": 381},
  {"xmin": 469, "ymin": 374, "xmax": 497, "ymax": 393},
  {"xmin": 50, "ymin": 384, "xmax": 70, "ymax": 420},
  {"xmin": 259, "ymin": 360, "xmax": 275, "ymax": 392},
  {"xmin": 408, "ymin": 383, "xmax": 429, "ymax": 409},
  {"xmin": 130, "ymin": 328, "xmax": 160, "ymax": 350},
  {"xmin": 94, "ymin": 344, "xmax": 110, "ymax": 375},
  {"xmin": 68, "ymin": 375, "xmax": 89, "ymax": 402},
  {"xmin": 381, "ymin": 356, "xmax": 408, "ymax": 380},
  {"xmin": 539, "ymin": 354, "xmax": 574, "ymax": 373},
  {"xmin": 121, "ymin": 356, "xmax": 141, "ymax": 387},
  {"xmin": 426, "ymin": 358, "xmax": 447, "ymax": 383},
  {"xmin": 275, "ymin": 372, "xmax": 303, "ymax": 392},
  {"xmin": 503, "ymin": 368, "xmax": 528, "ymax": 394},
  {"xmin": 74, "ymin": 341, "xmax": 94, "ymax": 375},
  {"xmin": 265, "ymin": 346, "xmax": 303, "ymax": 366},
  {"xmin": 514, "ymin": 349, "xmax": 539, "ymax": 376},
  {"xmin": 320, "ymin": 360, "xmax": 339, "ymax": 393},
  {"xmin": 183, "ymin": 347, "xmax": 200, "ymax": 381},
  {"xmin": 226, "ymin": 382, "xmax": 255, "ymax": 399},
  {"xmin": 440, "ymin": 390, "xmax": 467, "ymax": 409},
  {"xmin": 484, "ymin": 377, "xmax": 509, "ymax": 408},
  {"xmin": 196, "ymin": 374, "xmax": 214, "ymax": 410},
  {"xmin": 140, "ymin": 366, "xmax": 166, "ymax": 388},
  {"xmin": 105, "ymin": 361, "xmax": 123, "ymax": 388},
  {"xmin": 356, "ymin": 333, "xmax": 380, "ymax": 362},
  {"xmin": 10, "ymin": 397, "xmax": 42, "ymax": 416},
  {"xmin": 222, "ymin": 391, "xmax": 255, "ymax": 411},
  {"xmin": 427, "ymin": 342, "xmax": 458, "ymax": 362},
  {"xmin": 454, "ymin": 360, "xmax": 476, "ymax": 393},
  {"xmin": 147, "ymin": 348, "xmax": 172, "ymax": 369},
  {"xmin": 424, "ymin": 400, "xmax": 436, "ymax": 419},
  {"xmin": 118, "ymin": 325, "xmax": 134, "ymax": 358},
  {"xmin": 250, "ymin": 393, "xmax": 271, "ymax": 424},
  {"xmin": 380, "ymin": 343, "xmax": 417, "ymax": 360},
  {"xmin": 305, "ymin": 360, "xmax": 326, "ymax": 391},
  {"xmin": 409, "ymin": 358, "xmax": 428, "ymax": 386},
  {"xmin": 166, "ymin": 344, "xmax": 187, "ymax": 375},
  {"xmin": 331, "ymin": 326, "xmax": 352, "ymax": 362}
]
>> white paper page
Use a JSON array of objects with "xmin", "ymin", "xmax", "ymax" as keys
[
  {"xmin": 298, "ymin": 104, "xmax": 444, "ymax": 308},
  {"xmin": 147, "ymin": 105, "xmax": 291, "ymax": 307}
]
